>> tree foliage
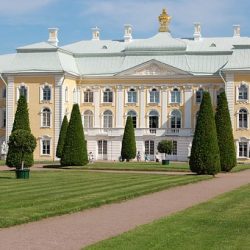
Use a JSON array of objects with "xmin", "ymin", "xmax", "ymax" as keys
[
  {"xmin": 61, "ymin": 104, "xmax": 88, "ymax": 166},
  {"xmin": 121, "ymin": 116, "xmax": 136, "ymax": 161},
  {"xmin": 189, "ymin": 92, "xmax": 221, "ymax": 175},
  {"xmin": 157, "ymin": 140, "xmax": 173, "ymax": 159},
  {"xmin": 6, "ymin": 95, "xmax": 34, "ymax": 168},
  {"xmin": 215, "ymin": 91, "xmax": 236, "ymax": 171},
  {"xmin": 56, "ymin": 115, "xmax": 69, "ymax": 158}
]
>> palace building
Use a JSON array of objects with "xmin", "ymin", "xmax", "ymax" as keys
[{"xmin": 0, "ymin": 9, "xmax": 250, "ymax": 162}]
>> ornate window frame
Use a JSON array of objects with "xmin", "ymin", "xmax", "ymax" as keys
[
  {"xmin": 16, "ymin": 83, "xmax": 29, "ymax": 103},
  {"xmin": 236, "ymin": 82, "xmax": 249, "ymax": 103},
  {"xmin": 40, "ymin": 83, "xmax": 53, "ymax": 103},
  {"xmin": 39, "ymin": 135, "xmax": 52, "ymax": 156},
  {"xmin": 40, "ymin": 107, "xmax": 52, "ymax": 128}
]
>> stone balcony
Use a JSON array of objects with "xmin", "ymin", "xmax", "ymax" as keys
[{"xmin": 84, "ymin": 128, "xmax": 194, "ymax": 137}]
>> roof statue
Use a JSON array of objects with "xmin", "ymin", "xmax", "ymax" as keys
[{"xmin": 158, "ymin": 8, "xmax": 171, "ymax": 32}]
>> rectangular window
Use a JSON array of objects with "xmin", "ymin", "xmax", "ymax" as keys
[
  {"xmin": 3, "ymin": 110, "xmax": 6, "ymax": 128},
  {"xmin": 128, "ymin": 91, "xmax": 137, "ymax": 103},
  {"xmin": 84, "ymin": 91, "xmax": 93, "ymax": 103},
  {"xmin": 103, "ymin": 91, "xmax": 113, "ymax": 103},
  {"xmin": 145, "ymin": 140, "xmax": 154, "ymax": 155},
  {"xmin": 42, "ymin": 140, "xmax": 51, "ymax": 155},
  {"xmin": 43, "ymin": 87, "xmax": 51, "ymax": 101},
  {"xmin": 150, "ymin": 91, "xmax": 159, "ymax": 103},
  {"xmin": 239, "ymin": 142, "xmax": 248, "ymax": 157},
  {"xmin": 172, "ymin": 141, "xmax": 177, "ymax": 155}
]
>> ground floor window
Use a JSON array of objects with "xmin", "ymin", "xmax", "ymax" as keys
[
  {"xmin": 239, "ymin": 142, "xmax": 248, "ymax": 157},
  {"xmin": 98, "ymin": 140, "xmax": 107, "ymax": 159},
  {"xmin": 42, "ymin": 139, "xmax": 51, "ymax": 155},
  {"xmin": 145, "ymin": 140, "xmax": 154, "ymax": 156},
  {"xmin": 171, "ymin": 141, "xmax": 177, "ymax": 155}
]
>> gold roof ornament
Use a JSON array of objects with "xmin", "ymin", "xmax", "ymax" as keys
[{"xmin": 158, "ymin": 8, "xmax": 171, "ymax": 32}]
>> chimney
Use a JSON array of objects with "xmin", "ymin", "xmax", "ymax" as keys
[
  {"xmin": 233, "ymin": 25, "xmax": 240, "ymax": 38},
  {"xmin": 92, "ymin": 27, "xmax": 100, "ymax": 40},
  {"xmin": 48, "ymin": 28, "xmax": 59, "ymax": 46},
  {"xmin": 193, "ymin": 23, "xmax": 202, "ymax": 41},
  {"xmin": 124, "ymin": 24, "xmax": 133, "ymax": 42}
]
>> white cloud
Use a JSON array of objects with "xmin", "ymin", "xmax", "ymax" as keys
[
  {"xmin": 80, "ymin": 0, "xmax": 250, "ymax": 37},
  {"xmin": 0, "ymin": 0, "xmax": 56, "ymax": 15}
]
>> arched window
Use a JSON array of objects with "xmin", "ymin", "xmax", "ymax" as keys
[
  {"xmin": 103, "ymin": 88, "xmax": 113, "ymax": 103},
  {"xmin": 84, "ymin": 89, "xmax": 93, "ymax": 103},
  {"xmin": 239, "ymin": 109, "xmax": 248, "ymax": 128},
  {"xmin": 171, "ymin": 110, "xmax": 181, "ymax": 129},
  {"xmin": 128, "ymin": 88, "xmax": 137, "ymax": 103},
  {"xmin": 19, "ymin": 86, "xmax": 27, "ymax": 99},
  {"xmin": 43, "ymin": 86, "xmax": 51, "ymax": 101},
  {"xmin": 42, "ymin": 108, "xmax": 51, "ymax": 127},
  {"xmin": 196, "ymin": 88, "xmax": 203, "ymax": 103},
  {"xmin": 127, "ymin": 110, "xmax": 137, "ymax": 128},
  {"xmin": 83, "ymin": 110, "xmax": 93, "ymax": 128},
  {"xmin": 103, "ymin": 110, "xmax": 113, "ymax": 128},
  {"xmin": 149, "ymin": 88, "xmax": 159, "ymax": 103},
  {"xmin": 149, "ymin": 110, "xmax": 159, "ymax": 132},
  {"xmin": 238, "ymin": 85, "xmax": 248, "ymax": 100},
  {"xmin": 171, "ymin": 88, "xmax": 181, "ymax": 103}
]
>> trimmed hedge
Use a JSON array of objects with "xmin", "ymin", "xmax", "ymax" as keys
[
  {"xmin": 61, "ymin": 104, "xmax": 88, "ymax": 166},
  {"xmin": 6, "ymin": 96, "xmax": 34, "ymax": 168},
  {"xmin": 215, "ymin": 91, "xmax": 236, "ymax": 171},
  {"xmin": 189, "ymin": 92, "xmax": 221, "ymax": 175},
  {"xmin": 121, "ymin": 116, "xmax": 136, "ymax": 161},
  {"xmin": 56, "ymin": 115, "xmax": 69, "ymax": 158}
]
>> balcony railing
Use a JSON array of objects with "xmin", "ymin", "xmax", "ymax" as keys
[{"xmin": 84, "ymin": 128, "xmax": 194, "ymax": 137}]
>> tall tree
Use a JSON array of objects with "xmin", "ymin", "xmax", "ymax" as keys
[
  {"xmin": 61, "ymin": 104, "xmax": 88, "ymax": 166},
  {"xmin": 189, "ymin": 92, "xmax": 221, "ymax": 175},
  {"xmin": 56, "ymin": 115, "xmax": 69, "ymax": 158},
  {"xmin": 6, "ymin": 95, "xmax": 34, "ymax": 168},
  {"xmin": 215, "ymin": 91, "xmax": 236, "ymax": 171},
  {"xmin": 121, "ymin": 116, "xmax": 136, "ymax": 161}
]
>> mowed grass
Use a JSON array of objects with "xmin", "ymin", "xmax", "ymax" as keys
[
  {"xmin": 86, "ymin": 184, "xmax": 250, "ymax": 250},
  {"xmin": 0, "ymin": 170, "xmax": 210, "ymax": 228}
]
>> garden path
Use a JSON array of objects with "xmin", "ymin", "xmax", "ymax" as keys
[{"xmin": 0, "ymin": 170, "xmax": 249, "ymax": 250}]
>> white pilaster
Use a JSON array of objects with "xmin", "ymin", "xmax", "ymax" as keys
[
  {"xmin": 116, "ymin": 85, "xmax": 124, "ymax": 128},
  {"xmin": 225, "ymin": 73, "xmax": 235, "ymax": 129},
  {"xmin": 6, "ymin": 76, "xmax": 14, "ymax": 141},
  {"xmin": 161, "ymin": 86, "xmax": 167, "ymax": 128},
  {"xmin": 54, "ymin": 75, "xmax": 64, "ymax": 160},
  {"xmin": 93, "ymin": 86, "xmax": 100, "ymax": 128},
  {"xmin": 139, "ymin": 86, "xmax": 145, "ymax": 128},
  {"xmin": 184, "ymin": 86, "xmax": 192, "ymax": 128}
]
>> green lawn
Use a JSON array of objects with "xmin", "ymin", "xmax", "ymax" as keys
[
  {"xmin": 0, "ymin": 170, "xmax": 210, "ymax": 228},
  {"xmin": 86, "ymin": 184, "xmax": 250, "ymax": 250}
]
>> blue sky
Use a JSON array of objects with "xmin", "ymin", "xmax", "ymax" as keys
[{"xmin": 0, "ymin": 0, "xmax": 250, "ymax": 54}]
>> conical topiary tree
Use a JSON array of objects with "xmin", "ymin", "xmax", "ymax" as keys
[
  {"xmin": 56, "ymin": 115, "xmax": 69, "ymax": 158},
  {"xmin": 121, "ymin": 116, "xmax": 136, "ymax": 161},
  {"xmin": 6, "ymin": 95, "xmax": 34, "ymax": 168},
  {"xmin": 189, "ymin": 92, "xmax": 221, "ymax": 175},
  {"xmin": 61, "ymin": 104, "xmax": 88, "ymax": 166},
  {"xmin": 215, "ymin": 91, "xmax": 236, "ymax": 172}
]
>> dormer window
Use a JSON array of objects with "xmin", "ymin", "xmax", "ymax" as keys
[{"xmin": 102, "ymin": 45, "xmax": 108, "ymax": 49}]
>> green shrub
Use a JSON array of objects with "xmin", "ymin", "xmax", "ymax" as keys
[
  {"xmin": 215, "ymin": 92, "xmax": 236, "ymax": 171},
  {"xmin": 56, "ymin": 115, "xmax": 68, "ymax": 158},
  {"xmin": 121, "ymin": 116, "xmax": 136, "ymax": 161},
  {"xmin": 61, "ymin": 104, "xmax": 88, "ymax": 166},
  {"xmin": 8, "ymin": 130, "xmax": 36, "ymax": 169},
  {"xmin": 6, "ymin": 96, "xmax": 34, "ymax": 168},
  {"xmin": 189, "ymin": 92, "xmax": 220, "ymax": 175},
  {"xmin": 157, "ymin": 140, "xmax": 173, "ymax": 159}
]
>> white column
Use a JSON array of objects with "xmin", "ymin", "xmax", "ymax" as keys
[
  {"xmin": 161, "ymin": 86, "xmax": 167, "ymax": 128},
  {"xmin": 139, "ymin": 86, "xmax": 145, "ymax": 128},
  {"xmin": 116, "ymin": 85, "xmax": 124, "ymax": 128},
  {"xmin": 54, "ymin": 75, "xmax": 64, "ymax": 160},
  {"xmin": 184, "ymin": 86, "xmax": 192, "ymax": 129},
  {"xmin": 225, "ymin": 73, "xmax": 235, "ymax": 129},
  {"xmin": 93, "ymin": 86, "xmax": 100, "ymax": 128},
  {"xmin": 6, "ymin": 76, "xmax": 14, "ymax": 141}
]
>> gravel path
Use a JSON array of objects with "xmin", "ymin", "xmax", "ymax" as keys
[{"xmin": 0, "ymin": 170, "xmax": 249, "ymax": 250}]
